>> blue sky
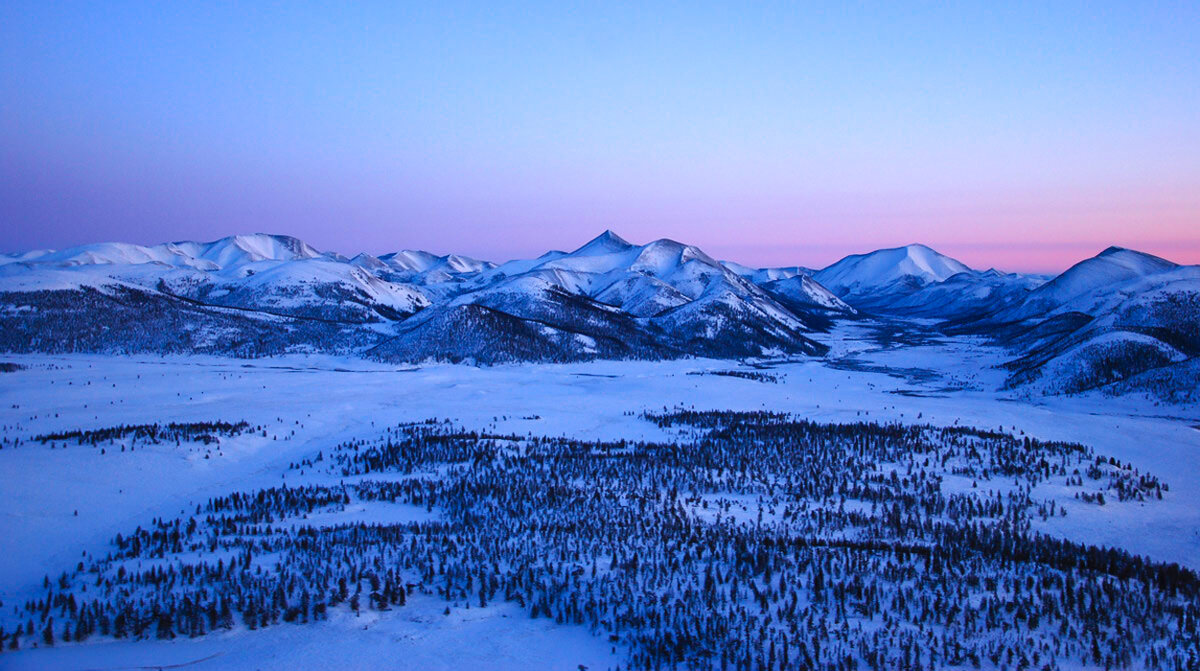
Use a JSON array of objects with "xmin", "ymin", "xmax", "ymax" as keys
[{"xmin": 2, "ymin": 1, "xmax": 1197, "ymax": 271}]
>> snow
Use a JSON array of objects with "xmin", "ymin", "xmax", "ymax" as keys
[
  {"xmin": 7, "ymin": 235, "xmax": 325, "ymax": 273},
  {"xmin": 380, "ymin": 249, "xmax": 443, "ymax": 273},
  {"xmin": 0, "ymin": 332, "xmax": 1198, "ymax": 667},
  {"xmin": 349, "ymin": 252, "xmax": 389, "ymax": 271},
  {"xmin": 404, "ymin": 230, "xmax": 826, "ymax": 348},
  {"xmin": 720, "ymin": 261, "xmax": 811, "ymax": 283},
  {"xmin": 2, "ymin": 340, "xmax": 1197, "ymax": 590},
  {"xmin": 439, "ymin": 253, "xmax": 492, "ymax": 274},
  {"xmin": 2, "ymin": 232, "xmax": 1200, "ymax": 668},
  {"xmin": 461, "ymin": 232, "xmax": 746, "ymax": 306},
  {"xmin": 1057, "ymin": 330, "xmax": 1187, "ymax": 363},
  {"xmin": 0, "ymin": 238, "xmax": 435, "ymax": 321},
  {"xmin": 879, "ymin": 269, "xmax": 1045, "ymax": 317},
  {"xmin": 1040, "ymin": 247, "xmax": 1177, "ymax": 302},
  {"xmin": 762, "ymin": 274, "xmax": 856, "ymax": 312},
  {"xmin": 593, "ymin": 275, "xmax": 691, "ymax": 316},
  {"xmin": 1003, "ymin": 247, "xmax": 1181, "ymax": 320},
  {"xmin": 212, "ymin": 257, "xmax": 431, "ymax": 313},
  {"xmin": 0, "ymin": 594, "xmax": 618, "ymax": 671},
  {"xmin": 567, "ymin": 229, "xmax": 635, "ymax": 256},
  {"xmin": 1048, "ymin": 264, "xmax": 1200, "ymax": 319},
  {"xmin": 814, "ymin": 243, "xmax": 972, "ymax": 297}
]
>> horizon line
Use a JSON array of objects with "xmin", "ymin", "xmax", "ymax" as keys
[{"xmin": 5, "ymin": 228, "xmax": 1196, "ymax": 277}]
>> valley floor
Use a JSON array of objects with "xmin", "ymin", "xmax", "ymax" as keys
[{"xmin": 1, "ymin": 321, "xmax": 1197, "ymax": 670}]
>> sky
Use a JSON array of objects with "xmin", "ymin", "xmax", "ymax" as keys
[{"xmin": 1, "ymin": 2, "xmax": 1197, "ymax": 273}]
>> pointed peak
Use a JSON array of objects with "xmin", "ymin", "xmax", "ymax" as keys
[
  {"xmin": 1098, "ymin": 245, "xmax": 1131, "ymax": 257},
  {"xmin": 349, "ymin": 252, "xmax": 387, "ymax": 270},
  {"xmin": 572, "ymin": 230, "xmax": 635, "ymax": 255},
  {"xmin": 599, "ymin": 228, "xmax": 628, "ymax": 241}
]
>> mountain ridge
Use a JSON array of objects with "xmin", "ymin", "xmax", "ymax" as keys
[
  {"xmin": 0, "ymin": 231, "xmax": 850, "ymax": 363},
  {"xmin": 2, "ymin": 232, "xmax": 1196, "ymax": 402}
]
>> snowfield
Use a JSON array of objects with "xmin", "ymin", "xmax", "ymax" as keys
[
  {"xmin": 1, "ymin": 321, "xmax": 1198, "ymax": 669},
  {"xmin": 1, "ymin": 589, "xmax": 618, "ymax": 671}
]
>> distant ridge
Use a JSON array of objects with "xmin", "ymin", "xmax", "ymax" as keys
[
  {"xmin": 0, "ymin": 230, "xmax": 847, "ymax": 363},
  {"xmin": 2, "ymin": 232, "xmax": 1196, "ymax": 403},
  {"xmin": 813, "ymin": 244, "xmax": 972, "ymax": 302}
]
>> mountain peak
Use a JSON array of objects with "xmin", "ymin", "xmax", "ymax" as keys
[
  {"xmin": 349, "ymin": 252, "xmax": 387, "ymax": 270},
  {"xmin": 200, "ymin": 233, "xmax": 324, "ymax": 265},
  {"xmin": 573, "ymin": 230, "xmax": 634, "ymax": 256},
  {"xmin": 1085, "ymin": 246, "xmax": 1175, "ymax": 268},
  {"xmin": 814, "ymin": 244, "xmax": 971, "ymax": 299},
  {"xmin": 895, "ymin": 243, "xmax": 962, "ymax": 267},
  {"xmin": 1019, "ymin": 245, "xmax": 1179, "ymax": 311},
  {"xmin": 379, "ymin": 249, "xmax": 441, "ymax": 273},
  {"xmin": 1091, "ymin": 246, "xmax": 1176, "ymax": 269}
]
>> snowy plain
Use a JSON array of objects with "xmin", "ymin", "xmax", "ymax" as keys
[{"xmin": 1, "ymin": 321, "xmax": 1198, "ymax": 670}]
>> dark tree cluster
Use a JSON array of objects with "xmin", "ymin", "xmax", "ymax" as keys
[
  {"xmin": 32, "ymin": 421, "xmax": 254, "ymax": 447},
  {"xmin": 687, "ymin": 370, "xmax": 782, "ymax": 383},
  {"xmin": 4, "ymin": 413, "xmax": 1197, "ymax": 671},
  {"xmin": 1104, "ymin": 357, "xmax": 1200, "ymax": 406}
]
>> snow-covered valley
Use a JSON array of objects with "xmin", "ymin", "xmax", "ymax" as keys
[{"xmin": 1, "ymin": 318, "xmax": 1197, "ymax": 669}]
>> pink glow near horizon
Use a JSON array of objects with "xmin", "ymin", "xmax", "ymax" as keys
[{"xmin": 2, "ymin": 3, "xmax": 1198, "ymax": 276}]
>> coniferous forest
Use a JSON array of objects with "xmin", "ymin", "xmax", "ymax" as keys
[{"xmin": 4, "ymin": 411, "xmax": 1197, "ymax": 670}]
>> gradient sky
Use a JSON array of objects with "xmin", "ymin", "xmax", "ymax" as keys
[{"xmin": 2, "ymin": 1, "xmax": 1198, "ymax": 272}]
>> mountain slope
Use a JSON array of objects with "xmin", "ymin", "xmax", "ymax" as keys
[
  {"xmin": 886, "ymin": 269, "xmax": 1046, "ymax": 319},
  {"xmin": 189, "ymin": 258, "xmax": 431, "ymax": 322},
  {"xmin": 368, "ymin": 231, "xmax": 831, "ymax": 362},
  {"xmin": 956, "ymin": 248, "xmax": 1200, "ymax": 399},
  {"xmin": 6, "ymin": 232, "xmax": 1191, "ymax": 393},
  {"xmin": 760, "ymin": 275, "xmax": 855, "ymax": 314},
  {"xmin": 996, "ymin": 247, "xmax": 1178, "ymax": 322},
  {"xmin": 0, "ymin": 283, "xmax": 377, "ymax": 356},
  {"xmin": 814, "ymin": 244, "xmax": 971, "ymax": 306},
  {"xmin": 1, "ymin": 234, "xmax": 432, "ymax": 324},
  {"xmin": 1, "ymin": 231, "xmax": 838, "ymax": 363},
  {"xmin": 721, "ymin": 261, "xmax": 814, "ymax": 284}
]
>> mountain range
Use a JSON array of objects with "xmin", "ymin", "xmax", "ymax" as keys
[{"xmin": 2, "ymin": 232, "xmax": 1197, "ymax": 401}]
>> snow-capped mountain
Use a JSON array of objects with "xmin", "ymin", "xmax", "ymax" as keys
[
  {"xmin": 720, "ymin": 261, "xmax": 814, "ymax": 284},
  {"xmin": 0, "ymin": 231, "xmax": 842, "ymax": 363},
  {"xmin": 363, "ymin": 250, "xmax": 496, "ymax": 301},
  {"xmin": 2, "ymin": 234, "xmax": 325, "ymax": 271},
  {"xmin": 2, "ymin": 233, "xmax": 1195, "ymax": 393},
  {"xmin": 950, "ymin": 247, "xmax": 1200, "ymax": 397},
  {"xmin": 190, "ymin": 258, "xmax": 431, "ymax": 322},
  {"xmin": 806, "ymin": 244, "xmax": 1049, "ymax": 320},
  {"xmin": 0, "ymin": 234, "xmax": 432, "ymax": 323},
  {"xmin": 813, "ymin": 244, "xmax": 972, "ymax": 306},
  {"xmin": 375, "ymin": 250, "xmax": 495, "ymax": 281},
  {"xmin": 719, "ymin": 261, "xmax": 853, "ymax": 318},
  {"xmin": 996, "ymin": 247, "xmax": 1178, "ymax": 322},
  {"xmin": 372, "ymin": 231, "xmax": 834, "ymax": 362},
  {"xmin": 760, "ymin": 275, "xmax": 856, "ymax": 314},
  {"xmin": 882, "ymin": 269, "xmax": 1047, "ymax": 320}
]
